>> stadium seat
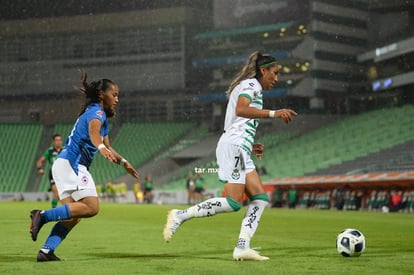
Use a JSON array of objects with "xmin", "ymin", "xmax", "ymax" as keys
[
  {"xmin": 90, "ymin": 122, "xmax": 194, "ymax": 184},
  {"xmin": 259, "ymin": 106, "xmax": 414, "ymax": 179},
  {"xmin": 0, "ymin": 123, "xmax": 43, "ymax": 192}
]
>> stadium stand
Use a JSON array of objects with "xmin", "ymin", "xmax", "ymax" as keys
[
  {"xmin": 153, "ymin": 126, "xmax": 210, "ymax": 162},
  {"xmin": 309, "ymin": 141, "xmax": 414, "ymax": 176},
  {"xmin": 260, "ymin": 105, "xmax": 414, "ymax": 179},
  {"xmin": 1, "ymin": 2, "xmax": 414, "ymax": 211},
  {"xmin": 0, "ymin": 123, "xmax": 42, "ymax": 192},
  {"xmin": 89, "ymin": 122, "xmax": 194, "ymax": 184}
]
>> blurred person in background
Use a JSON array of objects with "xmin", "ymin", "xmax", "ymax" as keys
[
  {"xmin": 194, "ymin": 172, "xmax": 206, "ymax": 203},
  {"xmin": 143, "ymin": 175, "xmax": 154, "ymax": 203},
  {"xmin": 287, "ymin": 185, "xmax": 297, "ymax": 209},
  {"xmin": 36, "ymin": 134, "xmax": 64, "ymax": 208},
  {"xmin": 186, "ymin": 172, "xmax": 195, "ymax": 205}
]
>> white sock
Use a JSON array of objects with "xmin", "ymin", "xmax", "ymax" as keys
[
  {"xmin": 40, "ymin": 248, "xmax": 50, "ymax": 253},
  {"xmin": 237, "ymin": 199, "xmax": 268, "ymax": 249},
  {"xmin": 176, "ymin": 197, "xmax": 235, "ymax": 221}
]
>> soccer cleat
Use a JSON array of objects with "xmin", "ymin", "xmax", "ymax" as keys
[
  {"xmin": 37, "ymin": 250, "xmax": 62, "ymax": 262},
  {"xmin": 233, "ymin": 247, "xmax": 269, "ymax": 261},
  {"xmin": 163, "ymin": 209, "xmax": 182, "ymax": 242},
  {"xmin": 30, "ymin": 210, "xmax": 46, "ymax": 242}
]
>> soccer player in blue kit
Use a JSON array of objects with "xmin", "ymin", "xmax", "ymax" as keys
[{"xmin": 29, "ymin": 71, "xmax": 138, "ymax": 261}]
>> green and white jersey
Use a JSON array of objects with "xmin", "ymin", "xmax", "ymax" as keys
[{"xmin": 220, "ymin": 78, "xmax": 263, "ymax": 154}]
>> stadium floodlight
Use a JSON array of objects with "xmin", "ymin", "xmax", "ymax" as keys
[
  {"xmin": 372, "ymin": 81, "xmax": 381, "ymax": 91},
  {"xmin": 383, "ymin": 78, "xmax": 393, "ymax": 88}
]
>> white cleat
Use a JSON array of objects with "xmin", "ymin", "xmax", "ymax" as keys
[
  {"xmin": 163, "ymin": 209, "xmax": 182, "ymax": 243},
  {"xmin": 233, "ymin": 247, "xmax": 269, "ymax": 261}
]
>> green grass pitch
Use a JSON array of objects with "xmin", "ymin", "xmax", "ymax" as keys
[{"xmin": 0, "ymin": 201, "xmax": 413, "ymax": 274}]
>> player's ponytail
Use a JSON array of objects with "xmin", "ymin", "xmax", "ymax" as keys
[
  {"xmin": 226, "ymin": 51, "xmax": 260, "ymax": 98},
  {"xmin": 225, "ymin": 51, "xmax": 278, "ymax": 98}
]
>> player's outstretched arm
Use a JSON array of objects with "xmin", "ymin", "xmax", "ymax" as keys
[
  {"xmin": 236, "ymin": 96, "xmax": 274, "ymax": 118},
  {"xmin": 274, "ymin": 109, "xmax": 297, "ymax": 124},
  {"xmin": 236, "ymin": 97, "xmax": 297, "ymax": 122}
]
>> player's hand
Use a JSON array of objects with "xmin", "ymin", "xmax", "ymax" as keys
[
  {"xmin": 99, "ymin": 147, "xmax": 117, "ymax": 163},
  {"xmin": 275, "ymin": 109, "xmax": 297, "ymax": 124},
  {"xmin": 38, "ymin": 168, "xmax": 44, "ymax": 175},
  {"xmin": 253, "ymin": 143, "xmax": 265, "ymax": 160},
  {"xmin": 123, "ymin": 162, "xmax": 139, "ymax": 179}
]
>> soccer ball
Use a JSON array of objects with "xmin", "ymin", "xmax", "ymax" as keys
[{"xmin": 336, "ymin": 228, "xmax": 366, "ymax": 257}]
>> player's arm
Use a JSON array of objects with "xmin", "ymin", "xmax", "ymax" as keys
[
  {"xmin": 236, "ymin": 96, "xmax": 297, "ymax": 123},
  {"xmin": 89, "ymin": 118, "xmax": 117, "ymax": 163},
  {"xmin": 36, "ymin": 156, "xmax": 46, "ymax": 175},
  {"xmin": 103, "ymin": 136, "xmax": 139, "ymax": 179}
]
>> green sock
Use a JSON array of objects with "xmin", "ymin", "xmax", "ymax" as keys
[{"xmin": 51, "ymin": 199, "xmax": 58, "ymax": 208}]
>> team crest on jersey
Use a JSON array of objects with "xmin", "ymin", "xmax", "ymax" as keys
[
  {"xmin": 231, "ymin": 169, "xmax": 240, "ymax": 180},
  {"xmin": 96, "ymin": 110, "xmax": 103, "ymax": 117}
]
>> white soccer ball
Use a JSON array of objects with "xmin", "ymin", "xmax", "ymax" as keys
[{"xmin": 336, "ymin": 228, "xmax": 366, "ymax": 257}]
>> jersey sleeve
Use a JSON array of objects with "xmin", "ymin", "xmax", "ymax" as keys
[
  {"xmin": 87, "ymin": 108, "xmax": 106, "ymax": 125},
  {"xmin": 85, "ymin": 106, "xmax": 108, "ymax": 138},
  {"xmin": 238, "ymin": 81, "xmax": 257, "ymax": 102}
]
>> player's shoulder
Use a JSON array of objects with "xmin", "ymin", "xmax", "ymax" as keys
[
  {"xmin": 85, "ymin": 103, "xmax": 106, "ymax": 120},
  {"xmin": 239, "ymin": 78, "xmax": 259, "ymax": 89},
  {"xmin": 236, "ymin": 79, "xmax": 260, "ymax": 99}
]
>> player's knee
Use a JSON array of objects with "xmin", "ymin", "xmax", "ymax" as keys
[
  {"xmin": 226, "ymin": 196, "xmax": 242, "ymax": 211},
  {"xmin": 81, "ymin": 203, "xmax": 99, "ymax": 217},
  {"xmin": 88, "ymin": 205, "xmax": 99, "ymax": 217}
]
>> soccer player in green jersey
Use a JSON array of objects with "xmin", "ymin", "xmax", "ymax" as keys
[{"xmin": 36, "ymin": 134, "xmax": 64, "ymax": 208}]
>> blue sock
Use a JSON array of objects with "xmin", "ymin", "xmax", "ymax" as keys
[
  {"xmin": 41, "ymin": 222, "xmax": 69, "ymax": 252},
  {"xmin": 41, "ymin": 204, "xmax": 71, "ymax": 223}
]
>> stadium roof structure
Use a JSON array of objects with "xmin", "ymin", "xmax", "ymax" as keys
[
  {"xmin": 193, "ymin": 21, "xmax": 296, "ymax": 40},
  {"xmin": 264, "ymin": 172, "xmax": 414, "ymax": 189},
  {"xmin": 357, "ymin": 36, "xmax": 414, "ymax": 63}
]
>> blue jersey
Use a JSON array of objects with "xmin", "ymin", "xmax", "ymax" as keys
[{"xmin": 59, "ymin": 103, "xmax": 109, "ymax": 174}]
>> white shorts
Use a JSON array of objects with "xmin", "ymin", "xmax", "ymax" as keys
[
  {"xmin": 216, "ymin": 142, "xmax": 255, "ymax": 184},
  {"xmin": 52, "ymin": 158, "xmax": 98, "ymax": 201}
]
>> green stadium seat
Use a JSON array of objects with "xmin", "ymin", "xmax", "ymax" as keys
[
  {"xmin": 90, "ymin": 122, "xmax": 194, "ymax": 184},
  {"xmin": 0, "ymin": 123, "xmax": 43, "ymax": 192}
]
